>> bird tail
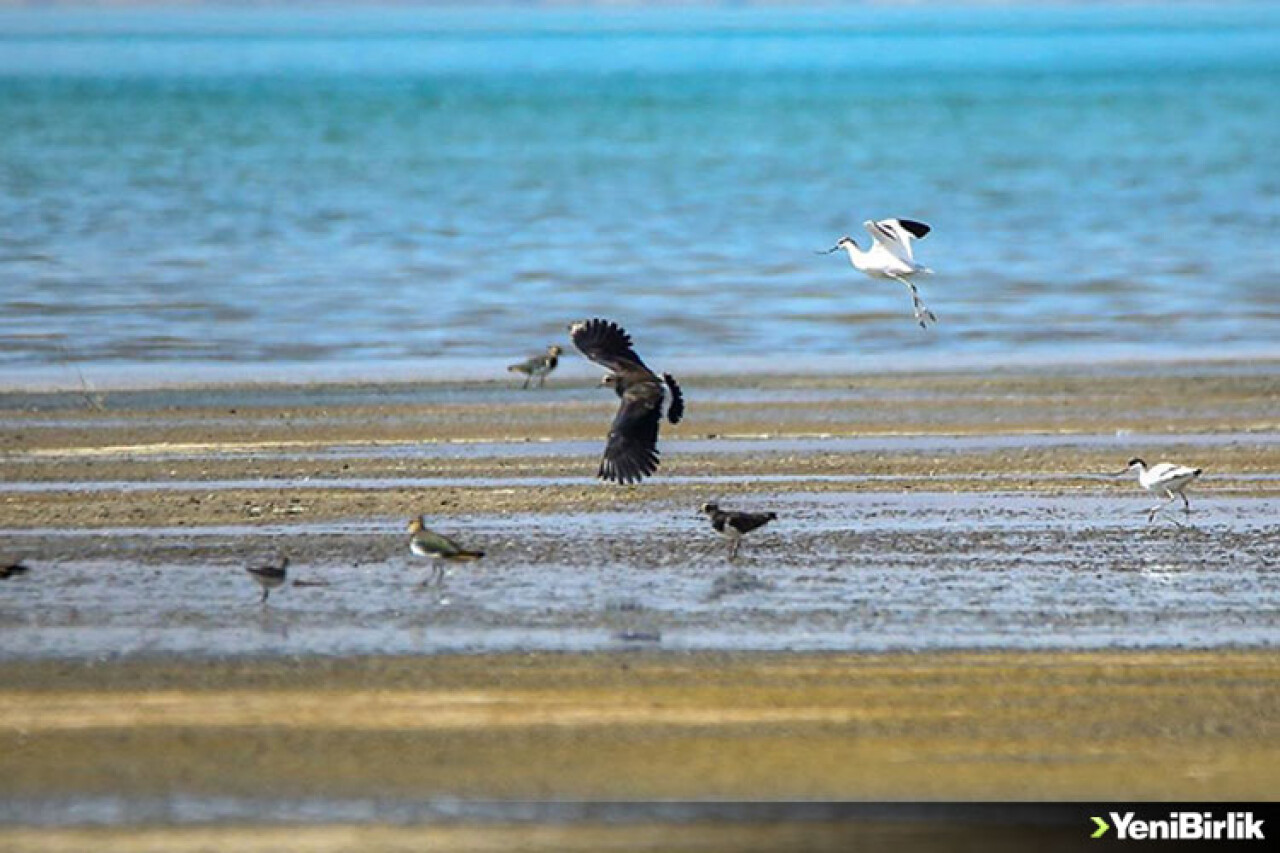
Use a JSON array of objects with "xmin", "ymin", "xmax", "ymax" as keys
[
  {"xmin": 663, "ymin": 373, "xmax": 685, "ymax": 424},
  {"xmin": 766, "ymin": 512, "xmax": 778, "ymax": 521},
  {"xmin": 454, "ymin": 550, "xmax": 485, "ymax": 561},
  {"xmin": 507, "ymin": 364, "xmax": 524, "ymax": 373},
  {"xmin": 1193, "ymin": 468, "xmax": 1203, "ymax": 477}
]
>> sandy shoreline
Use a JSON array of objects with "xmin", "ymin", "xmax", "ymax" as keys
[
  {"xmin": 2, "ymin": 361, "xmax": 1279, "ymax": 827},
  {"xmin": 2, "ymin": 650, "xmax": 1278, "ymax": 804}
]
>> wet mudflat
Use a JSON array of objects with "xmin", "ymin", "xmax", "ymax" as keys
[
  {"xmin": 2, "ymin": 492, "xmax": 1278, "ymax": 658},
  {"xmin": 1, "ymin": 363, "xmax": 1279, "ymax": 842}
]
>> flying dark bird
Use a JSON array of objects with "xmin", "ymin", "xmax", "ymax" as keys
[
  {"xmin": 1, "ymin": 562, "xmax": 30, "ymax": 580},
  {"xmin": 508, "ymin": 344, "xmax": 563, "ymax": 389},
  {"xmin": 407, "ymin": 515, "xmax": 485, "ymax": 586},
  {"xmin": 569, "ymin": 318, "xmax": 684, "ymax": 484},
  {"xmin": 245, "ymin": 555, "xmax": 289, "ymax": 604},
  {"xmin": 701, "ymin": 503, "xmax": 777, "ymax": 561},
  {"xmin": 821, "ymin": 217, "xmax": 936, "ymax": 328}
]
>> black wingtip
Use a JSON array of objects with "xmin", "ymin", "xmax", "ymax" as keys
[
  {"xmin": 598, "ymin": 455, "xmax": 659, "ymax": 485},
  {"xmin": 897, "ymin": 219, "xmax": 931, "ymax": 239},
  {"xmin": 570, "ymin": 318, "xmax": 633, "ymax": 348},
  {"xmin": 663, "ymin": 373, "xmax": 684, "ymax": 425}
]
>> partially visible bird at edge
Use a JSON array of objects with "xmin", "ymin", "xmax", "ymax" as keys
[{"xmin": 1, "ymin": 562, "xmax": 31, "ymax": 580}]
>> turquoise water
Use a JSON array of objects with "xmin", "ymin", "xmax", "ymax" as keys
[{"xmin": 1, "ymin": 5, "xmax": 1278, "ymax": 380}]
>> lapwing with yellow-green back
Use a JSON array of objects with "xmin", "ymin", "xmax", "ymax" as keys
[{"xmin": 407, "ymin": 515, "xmax": 485, "ymax": 587}]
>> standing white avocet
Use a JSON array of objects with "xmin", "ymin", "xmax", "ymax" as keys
[
  {"xmin": 1117, "ymin": 458, "xmax": 1203, "ymax": 522},
  {"xmin": 822, "ymin": 218, "xmax": 936, "ymax": 328}
]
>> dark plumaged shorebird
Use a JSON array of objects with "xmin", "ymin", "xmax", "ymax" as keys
[
  {"xmin": 1, "ymin": 562, "xmax": 30, "ymax": 580},
  {"xmin": 821, "ymin": 217, "xmax": 936, "ymax": 328},
  {"xmin": 245, "ymin": 555, "xmax": 289, "ymax": 604},
  {"xmin": 701, "ymin": 503, "xmax": 777, "ymax": 561},
  {"xmin": 507, "ymin": 344, "xmax": 563, "ymax": 389},
  {"xmin": 569, "ymin": 318, "xmax": 684, "ymax": 484},
  {"xmin": 1114, "ymin": 458, "xmax": 1203, "ymax": 522},
  {"xmin": 407, "ymin": 515, "xmax": 485, "ymax": 586}
]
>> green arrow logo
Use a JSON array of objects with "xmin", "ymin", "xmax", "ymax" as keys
[{"xmin": 1091, "ymin": 816, "xmax": 1110, "ymax": 838}]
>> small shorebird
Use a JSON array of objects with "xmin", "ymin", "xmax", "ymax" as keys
[
  {"xmin": 407, "ymin": 515, "xmax": 485, "ymax": 586},
  {"xmin": 1116, "ymin": 458, "xmax": 1203, "ymax": 522},
  {"xmin": 701, "ymin": 503, "xmax": 778, "ymax": 561},
  {"xmin": 1, "ymin": 562, "xmax": 30, "ymax": 580},
  {"xmin": 569, "ymin": 318, "xmax": 684, "ymax": 484},
  {"xmin": 508, "ymin": 344, "xmax": 563, "ymax": 389},
  {"xmin": 245, "ymin": 555, "xmax": 289, "ymax": 604},
  {"xmin": 822, "ymin": 217, "xmax": 936, "ymax": 328}
]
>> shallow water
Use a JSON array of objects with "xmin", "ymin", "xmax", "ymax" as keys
[
  {"xmin": 3, "ymin": 493, "xmax": 1276, "ymax": 659},
  {"xmin": 1, "ymin": 5, "xmax": 1279, "ymax": 380}
]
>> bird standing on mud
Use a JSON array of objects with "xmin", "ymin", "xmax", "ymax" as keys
[
  {"xmin": 569, "ymin": 318, "xmax": 684, "ymax": 484},
  {"xmin": 701, "ymin": 503, "xmax": 777, "ymax": 561},
  {"xmin": 245, "ymin": 556, "xmax": 289, "ymax": 604},
  {"xmin": 407, "ymin": 515, "xmax": 485, "ymax": 587},
  {"xmin": 822, "ymin": 217, "xmax": 936, "ymax": 328},
  {"xmin": 1116, "ymin": 458, "xmax": 1203, "ymax": 522},
  {"xmin": 507, "ymin": 344, "xmax": 563, "ymax": 389}
]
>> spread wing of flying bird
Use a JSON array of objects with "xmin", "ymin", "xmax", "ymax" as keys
[
  {"xmin": 569, "ymin": 318, "xmax": 683, "ymax": 484},
  {"xmin": 864, "ymin": 218, "xmax": 931, "ymax": 264}
]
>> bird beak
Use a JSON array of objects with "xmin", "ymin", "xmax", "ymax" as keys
[
  {"xmin": 1107, "ymin": 468, "xmax": 1130, "ymax": 477},
  {"xmin": 816, "ymin": 245, "xmax": 840, "ymax": 255}
]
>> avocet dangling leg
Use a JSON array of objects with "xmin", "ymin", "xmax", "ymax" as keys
[
  {"xmin": 1115, "ymin": 458, "xmax": 1203, "ymax": 523},
  {"xmin": 821, "ymin": 218, "xmax": 936, "ymax": 328}
]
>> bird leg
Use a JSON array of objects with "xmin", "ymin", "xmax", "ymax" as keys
[
  {"xmin": 418, "ymin": 563, "xmax": 444, "ymax": 589},
  {"xmin": 260, "ymin": 588, "xmax": 269, "ymax": 605},
  {"xmin": 728, "ymin": 536, "xmax": 741, "ymax": 562},
  {"xmin": 1147, "ymin": 493, "xmax": 1179, "ymax": 523},
  {"xmin": 891, "ymin": 275, "xmax": 936, "ymax": 328},
  {"xmin": 1178, "ymin": 491, "xmax": 1191, "ymax": 515},
  {"xmin": 521, "ymin": 375, "xmax": 531, "ymax": 390}
]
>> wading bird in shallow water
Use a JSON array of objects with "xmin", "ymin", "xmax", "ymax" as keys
[
  {"xmin": 701, "ymin": 503, "xmax": 778, "ymax": 561},
  {"xmin": 507, "ymin": 344, "xmax": 563, "ymax": 389},
  {"xmin": 569, "ymin": 318, "xmax": 684, "ymax": 485},
  {"xmin": 407, "ymin": 516, "xmax": 484, "ymax": 587},
  {"xmin": 245, "ymin": 556, "xmax": 288, "ymax": 604},
  {"xmin": 821, "ymin": 218, "xmax": 936, "ymax": 328},
  {"xmin": 1, "ymin": 562, "xmax": 30, "ymax": 580},
  {"xmin": 1116, "ymin": 458, "xmax": 1203, "ymax": 522}
]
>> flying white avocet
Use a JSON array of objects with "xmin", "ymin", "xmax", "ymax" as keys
[
  {"xmin": 1115, "ymin": 458, "xmax": 1203, "ymax": 522},
  {"xmin": 821, "ymin": 218, "xmax": 936, "ymax": 328}
]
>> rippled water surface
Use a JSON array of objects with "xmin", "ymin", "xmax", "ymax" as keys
[{"xmin": 1, "ymin": 5, "xmax": 1278, "ymax": 381}]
